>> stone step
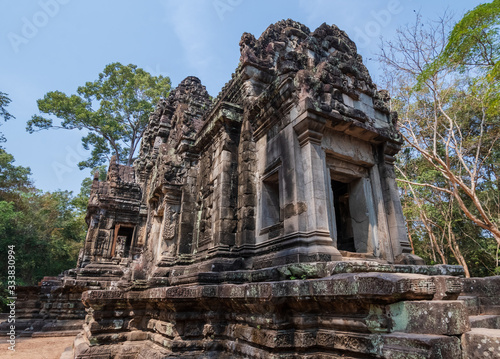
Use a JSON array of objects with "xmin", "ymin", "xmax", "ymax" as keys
[
  {"xmin": 469, "ymin": 315, "xmax": 500, "ymax": 329},
  {"xmin": 40, "ymin": 319, "xmax": 84, "ymax": 332},
  {"xmin": 458, "ymin": 295, "xmax": 481, "ymax": 316},
  {"xmin": 482, "ymin": 305, "xmax": 500, "ymax": 315},
  {"xmin": 0, "ymin": 318, "xmax": 47, "ymax": 333},
  {"xmin": 32, "ymin": 330, "xmax": 81, "ymax": 338},
  {"xmin": 462, "ymin": 328, "xmax": 500, "ymax": 359}
]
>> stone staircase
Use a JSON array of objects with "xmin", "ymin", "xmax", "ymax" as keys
[
  {"xmin": 469, "ymin": 314, "xmax": 500, "ymax": 329},
  {"xmin": 459, "ymin": 277, "xmax": 500, "ymax": 358}
]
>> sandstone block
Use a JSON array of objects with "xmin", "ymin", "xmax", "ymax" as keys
[
  {"xmin": 382, "ymin": 332, "xmax": 461, "ymax": 359},
  {"xmin": 462, "ymin": 328, "xmax": 500, "ymax": 359},
  {"xmin": 387, "ymin": 300, "xmax": 470, "ymax": 335}
]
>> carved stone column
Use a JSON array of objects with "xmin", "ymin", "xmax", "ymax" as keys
[
  {"xmin": 380, "ymin": 142, "xmax": 423, "ymax": 264},
  {"xmin": 290, "ymin": 110, "xmax": 342, "ymax": 261}
]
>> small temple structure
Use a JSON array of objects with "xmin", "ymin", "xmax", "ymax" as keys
[
  {"xmin": 82, "ymin": 20, "xmax": 418, "ymax": 275},
  {"xmin": 6, "ymin": 20, "xmax": 500, "ymax": 359}
]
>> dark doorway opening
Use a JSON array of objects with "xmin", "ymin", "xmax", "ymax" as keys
[
  {"xmin": 112, "ymin": 225, "xmax": 134, "ymax": 258},
  {"xmin": 332, "ymin": 180, "xmax": 355, "ymax": 252}
]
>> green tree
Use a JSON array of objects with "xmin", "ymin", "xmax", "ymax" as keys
[
  {"xmin": 421, "ymin": 0, "xmax": 500, "ymax": 82},
  {"xmin": 0, "ymin": 91, "xmax": 14, "ymax": 145},
  {"xmin": 0, "ymin": 189, "xmax": 86, "ymax": 286},
  {"xmin": 380, "ymin": 6, "xmax": 500, "ymax": 276},
  {"xmin": 0, "ymin": 148, "xmax": 86, "ymax": 310},
  {"xmin": 28, "ymin": 62, "xmax": 171, "ymax": 169},
  {"xmin": 0, "ymin": 148, "xmax": 32, "ymax": 202},
  {"xmin": 0, "ymin": 95, "xmax": 87, "ymax": 310}
]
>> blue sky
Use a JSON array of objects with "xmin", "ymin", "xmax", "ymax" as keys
[{"xmin": 0, "ymin": 0, "xmax": 486, "ymax": 194}]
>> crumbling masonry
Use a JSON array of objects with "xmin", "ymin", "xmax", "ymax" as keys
[{"xmin": 8, "ymin": 20, "xmax": 500, "ymax": 359}]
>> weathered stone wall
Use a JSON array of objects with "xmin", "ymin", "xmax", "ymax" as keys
[
  {"xmin": 74, "ymin": 264, "xmax": 469, "ymax": 359},
  {"xmin": 0, "ymin": 276, "xmax": 86, "ymax": 337}
]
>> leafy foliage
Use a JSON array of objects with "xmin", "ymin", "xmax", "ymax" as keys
[
  {"xmin": 0, "ymin": 148, "xmax": 32, "ymax": 202},
  {"xmin": 0, "ymin": 149, "xmax": 86, "ymax": 311},
  {"xmin": 418, "ymin": 1, "xmax": 500, "ymax": 113},
  {"xmin": 28, "ymin": 63, "xmax": 171, "ymax": 169},
  {"xmin": 0, "ymin": 92, "xmax": 14, "ymax": 145},
  {"xmin": 0, "ymin": 190, "xmax": 85, "ymax": 282},
  {"xmin": 439, "ymin": 0, "xmax": 499, "ymax": 76}
]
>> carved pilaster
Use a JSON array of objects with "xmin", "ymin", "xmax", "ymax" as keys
[
  {"xmin": 380, "ymin": 142, "xmax": 423, "ymax": 263},
  {"xmin": 293, "ymin": 112, "xmax": 326, "ymax": 147}
]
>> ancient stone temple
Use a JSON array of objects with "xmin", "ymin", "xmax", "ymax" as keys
[
  {"xmin": 7, "ymin": 20, "xmax": 500, "ymax": 359},
  {"xmin": 81, "ymin": 21, "xmax": 418, "ymax": 274}
]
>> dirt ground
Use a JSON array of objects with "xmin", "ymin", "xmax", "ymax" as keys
[{"xmin": 0, "ymin": 336, "xmax": 74, "ymax": 359}]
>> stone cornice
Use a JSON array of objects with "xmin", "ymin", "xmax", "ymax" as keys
[{"xmin": 193, "ymin": 102, "xmax": 243, "ymax": 151}]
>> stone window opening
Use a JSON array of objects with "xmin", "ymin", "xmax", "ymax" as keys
[
  {"xmin": 261, "ymin": 170, "xmax": 281, "ymax": 229},
  {"xmin": 111, "ymin": 224, "xmax": 135, "ymax": 259}
]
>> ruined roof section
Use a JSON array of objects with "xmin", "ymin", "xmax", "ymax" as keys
[
  {"xmin": 164, "ymin": 76, "xmax": 211, "ymax": 150},
  {"xmin": 86, "ymin": 156, "xmax": 141, "ymax": 225},
  {"xmin": 135, "ymin": 76, "xmax": 211, "ymax": 182},
  {"xmin": 236, "ymin": 19, "xmax": 394, "ymax": 140},
  {"xmin": 137, "ymin": 20, "xmax": 397, "ymax": 175},
  {"xmin": 106, "ymin": 156, "xmax": 135, "ymax": 184},
  {"xmin": 239, "ymin": 19, "xmax": 373, "ymax": 87}
]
